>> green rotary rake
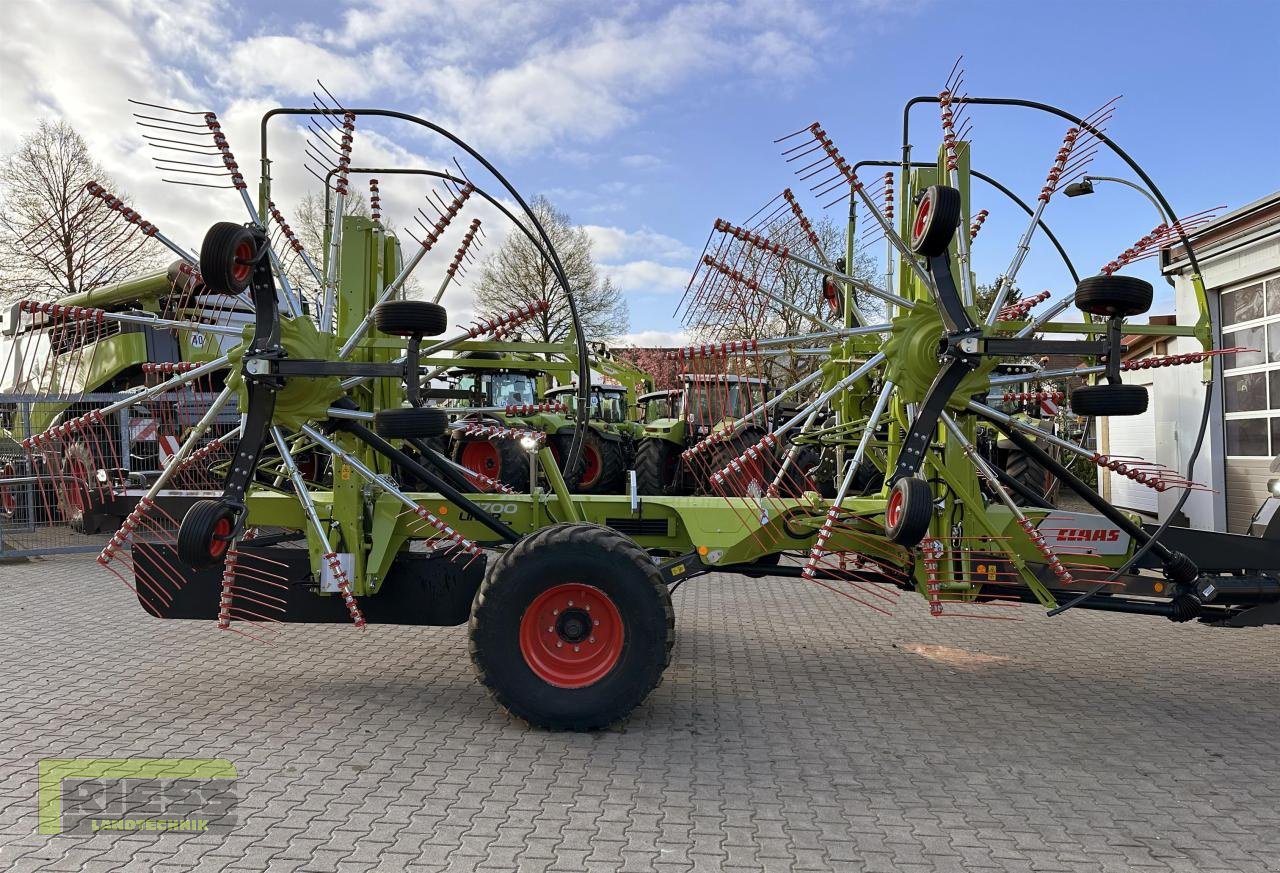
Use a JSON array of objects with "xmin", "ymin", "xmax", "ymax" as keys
[{"xmin": 3, "ymin": 67, "xmax": 1277, "ymax": 731}]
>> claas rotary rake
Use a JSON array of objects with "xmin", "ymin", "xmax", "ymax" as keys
[{"xmin": 2, "ymin": 69, "xmax": 1277, "ymax": 732}]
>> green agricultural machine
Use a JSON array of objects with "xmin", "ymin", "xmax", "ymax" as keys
[
  {"xmin": 0, "ymin": 258, "xmax": 246, "ymax": 532},
  {"xmin": 444, "ymin": 349, "xmax": 652, "ymax": 494},
  {"xmin": 6, "ymin": 78, "xmax": 1277, "ymax": 733},
  {"xmin": 634, "ymin": 373, "xmax": 774, "ymax": 496}
]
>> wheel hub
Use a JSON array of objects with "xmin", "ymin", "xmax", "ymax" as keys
[{"xmin": 518, "ymin": 582, "xmax": 624, "ymax": 689}]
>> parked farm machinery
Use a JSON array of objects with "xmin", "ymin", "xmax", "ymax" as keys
[{"xmin": 2, "ymin": 71, "xmax": 1277, "ymax": 732}]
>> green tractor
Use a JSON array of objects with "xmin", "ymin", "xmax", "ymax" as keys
[
  {"xmin": 444, "ymin": 356, "xmax": 560, "ymax": 490},
  {"xmin": 445, "ymin": 360, "xmax": 652, "ymax": 495},
  {"xmin": 541, "ymin": 383, "xmax": 637, "ymax": 494},
  {"xmin": 634, "ymin": 373, "xmax": 773, "ymax": 495}
]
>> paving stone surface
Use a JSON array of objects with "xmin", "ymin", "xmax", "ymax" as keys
[{"xmin": 0, "ymin": 554, "xmax": 1277, "ymax": 872}]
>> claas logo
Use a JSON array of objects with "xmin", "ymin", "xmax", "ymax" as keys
[{"xmin": 1054, "ymin": 528, "xmax": 1121, "ymax": 543}]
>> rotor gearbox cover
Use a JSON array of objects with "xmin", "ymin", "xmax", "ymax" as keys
[
  {"xmin": 882, "ymin": 303, "xmax": 993, "ymax": 406},
  {"xmin": 234, "ymin": 315, "xmax": 345, "ymax": 430}
]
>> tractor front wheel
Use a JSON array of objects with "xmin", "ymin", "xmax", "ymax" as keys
[
  {"xmin": 469, "ymin": 523, "xmax": 674, "ymax": 730},
  {"xmin": 578, "ymin": 432, "xmax": 623, "ymax": 494},
  {"xmin": 635, "ymin": 438, "xmax": 681, "ymax": 495},
  {"xmin": 454, "ymin": 436, "xmax": 531, "ymax": 490}
]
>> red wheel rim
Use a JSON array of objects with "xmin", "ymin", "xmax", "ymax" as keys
[
  {"xmin": 518, "ymin": 583, "xmax": 624, "ymax": 689},
  {"xmin": 231, "ymin": 239, "xmax": 255, "ymax": 284},
  {"xmin": 579, "ymin": 443, "xmax": 602, "ymax": 487},
  {"xmin": 886, "ymin": 487, "xmax": 904, "ymax": 529},
  {"xmin": 208, "ymin": 517, "xmax": 232, "ymax": 558},
  {"xmin": 461, "ymin": 441, "xmax": 501, "ymax": 477},
  {"xmin": 912, "ymin": 194, "xmax": 932, "ymax": 245}
]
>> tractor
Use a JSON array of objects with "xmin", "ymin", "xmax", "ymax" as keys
[{"xmin": 634, "ymin": 373, "xmax": 774, "ymax": 496}]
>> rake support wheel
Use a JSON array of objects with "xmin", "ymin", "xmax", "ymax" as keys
[
  {"xmin": 469, "ymin": 523, "xmax": 674, "ymax": 730},
  {"xmin": 374, "ymin": 301, "xmax": 448, "ymax": 337},
  {"xmin": 176, "ymin": 499, "xmax": 239, "ymax": 569},
  {"xmin": 374, "ymin": 407, "xmax": 449, "ymax": 439},
  {"xmin": 1071, "ymin": 384, "xmax": 1149, "ymax": 417},
  {"xmin": 885, "ymin": 477, "xmax": 933, "ymax": 546},
  {"xmin": 909, "ymin": 185, "xmax": 962, "ymax": 257},
  {"xmin": 199, "ymin": 222, "xmax": 257, "ymax": 295},
  {"xmin": 1074, "ymin": 275, "xmax": 1153, "ymax": 318}
]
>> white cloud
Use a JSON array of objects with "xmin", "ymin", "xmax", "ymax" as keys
[
  {"xmin": 603, "ymin": 260, "xmax": 691, "ymax": 296},
  {"xmin": 219, "ymin": 37, "xmax": 381, "ymax": 100},
  {"xmin": 617, "ymin": 329, "xmax": 689, "ymax": 348},
  {"xmin": 412, "ymin": 3, "xmax": 828, "ymax": 153},
  {"xmin": 619, "ymin": 153, "xmax": 664, "ymax": 170},
  {"xmin": 583, "ymin": 226, "xmax": 693, "ymax": 262}
]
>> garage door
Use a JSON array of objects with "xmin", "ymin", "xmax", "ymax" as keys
[{"xmin": 1106, "ymin": 375, "xmax": 1158, "ymax": 514}]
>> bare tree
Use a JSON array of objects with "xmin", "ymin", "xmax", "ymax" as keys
[
  {"xmin": 281, "ymin": 190, "xmax": 369, "ymax": 297},
  {"xmin": 0, "ymin": 119, "xmax": 163, "ymax": 302},
  {"xmin": 474, "ymin": 196, "xmax": 628, "ymax": 345},
  {"xmin": 686, "ymin": 214, "xmax": 881, "ymax": 389}
]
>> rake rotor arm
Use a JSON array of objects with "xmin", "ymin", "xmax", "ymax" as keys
[
  {"xmin": 850, "ymin": 160, "xmax": 1081, "ymax": 285},
  {"xmin": 263, "ymin": 111, "xmax": 592, "ymax": 476},
  {"xmin": 900, "ymin": 95, "xmax": 1197, "ymax": 273},
  {"xmin": 331, "ymin": 420, "xmax": 521, "ymax": 544}
]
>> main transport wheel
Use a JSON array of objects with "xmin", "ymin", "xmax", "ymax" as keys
[
  {"xmin": 176, "ymin": 499, "xmax": 239, "ymax": 568},
  {"xmin": 578, "ymin": 432, "xmax": 623, "ymax": 495},
  {"xmin": 1070, "ymin": 384, "xmax": 1149, "ymax": 417},
  {"xmin": 908, "ymin": 185, "xmax": 962, "ymax": 257},
  {"xmin": 200, "ymin": 222, "xmax": 257, "ymax": 295},
  {"xmin": 635, "ymin": 438, "xmax": 681, "ymax": 495},
  {"xmin": 374, "ymin": 301, "xmax": 448, "ymax": 337},
  {"xmin": 374, "ymin": 407, "xmax": 448, "ymax": 439},
  {"xmin": 885, "ymin": 477, "xmax": 933, "ymax": 546},
  {"xmin": 453, "ymin": 436, "xmax": 531, "ymax": 489},
  {"xmin": 470, "ymin": 523, "xmax": 674, "ymax": 730},
  {"xmin": 1074, "ymin": 275, "xmax": 1153, "ymax": 318}
]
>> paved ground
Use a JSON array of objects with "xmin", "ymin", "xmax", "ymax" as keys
[{"xmin": 0, "ymin": 554, "xmax": 1277, "ymax": 873}]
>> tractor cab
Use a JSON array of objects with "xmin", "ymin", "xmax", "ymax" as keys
[
  {"xmin": 544, "ymin": 384, "xmax": 628, "ymax": 424},
  {"xmin": 637, "ymin": 388, "xmax": 683, "ymax": 424},
  {"xmin": 680, "ymin": 373, "xmax": 773, "ymax": 435},
  {"xmin": 447, "ymin": 361, "xmax": 543, "ymax": 410}
]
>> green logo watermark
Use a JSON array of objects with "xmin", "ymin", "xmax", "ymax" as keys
[{"xmin": 38, "ymin": 758, "xmax": 239, "ymax": 835}]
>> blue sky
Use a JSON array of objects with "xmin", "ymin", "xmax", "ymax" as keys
[{"xmin": 3, "ymin": 0, "xmax": 1277, "ymax": 343}]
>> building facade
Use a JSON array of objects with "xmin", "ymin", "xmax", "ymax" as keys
[{"xmin": 1160, "ymin": 192, "xmax": 1280, "ymax": 533}]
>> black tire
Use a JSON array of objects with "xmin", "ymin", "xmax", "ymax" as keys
[
  {"xmin": 199, "ymin": 222, "xmax": 257, "ymax": 295},
  {"xmin": 705, "ymin": 429, "xmax": 769, "ymax": 496},
  {"xmin": 453, "ymin": 436, "xmax": 531, "ymax": 490},
  {"xmin": 374, "ymin": 407, "xmax": 449, "ymax": 439},
  {"xmin": 885, "ymin": 477, "xmax": 933, "ymax": 546},
  {"xmin": 578, "ymin": 432, "xmax": 623, "ymax": 494},
  {"xmin": 1001, "ymin": 419, "xmax": 1061, "ymax": 506},
  {"xmin": 1074, "ymin": 275, "xmax": 1153, "ymax": 318},
  {"xmin": 550, "ymin": 433, "xmax": 586, "ymax": 489},
  {"xmin": 374, "ymin": 301, "xmax": 448, "ymax": 337},
  {"xmin": 176, "ymin": 499, "xmax": 238, "ymax": 568},
  {"xmin": 1005, "ymin": 448, "xmax": 1056, "ymax": 506},
  {"xmin": 908, "ymin": 185, "xmax": 962, "ymax": 257},
  {"xmin": 469, "ymin": 523, "xmax": 675, "ymax": 730},
  {"xmin": 1070, "ymin": 384, "xmax": 1148, "ymax": 417},
  {"xmin": 635, "ymin": 439, "xmax": 681, "ymax": 495}
]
